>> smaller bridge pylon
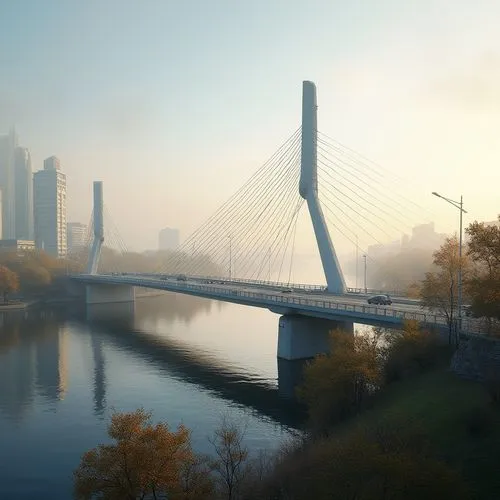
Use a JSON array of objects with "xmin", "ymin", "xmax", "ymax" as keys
[
  {"xmin": 87, "ymin": 181, "xmax": 104, "ymax": 275},
  {"xmin": 84, "ymin": 180, "xmax": 135, "ymax": 306}
]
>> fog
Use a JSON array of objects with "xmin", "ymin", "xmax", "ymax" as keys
[{"xmin": 1, "ymin": 1, "xmax": 499, "ymax": 279}]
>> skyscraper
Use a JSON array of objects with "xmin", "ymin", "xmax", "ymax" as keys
[
  {"xmin": 33, "ymin": 156, "xmax": 67, "ymax": 258},
  {"xmin": 0, "ymin": 128, "xmax": 18, "ymax": 239},
  {"xmin": 67, "ymin": 222, "xmax": 88, "ymax": 253},
  {"xmin": 159, "ymin": 227, "xmax": 180, "ymax": 250},
  {"xmin": 14, "ymin": 147, "xmax": 33, "ymax": 240}
]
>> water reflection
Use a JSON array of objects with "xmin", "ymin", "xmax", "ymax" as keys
[
  {"xmin": 0, "ymin": 294, "xmax": 305, "ymax": 428},
  {"xmin": 83, "ymin": 297, "xmax": 304, "ymax": 428},
  {"xmin": 91, "ymin": 334, "xmax": 106, "ymax": 416},
  {"xmin": 0, "ymin": 295, "xmax": 301, "ymax": 499},
  {"xmin": 0, "ymin": 310, "xmax": 67, "ymax": 420}
]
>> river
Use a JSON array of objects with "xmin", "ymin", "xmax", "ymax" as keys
[{"xmin": 0, "ymin": 293, "xmax": 303, "ymax": 499}]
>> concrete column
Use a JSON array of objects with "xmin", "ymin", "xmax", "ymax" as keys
[
  {"xmin": 85, "ymin": 284, "xmax": 135, "ymax": 305},
  {"xmin": 87, "ymin": 181, "xmax": 104, "ymax": 275},
  {"xmin": 277, "ymin": 314, "xmax": 353, "ymax": 361},
  {"xmin": 299, "ymin": 81, "xmax": 346, "ymax": 293}
]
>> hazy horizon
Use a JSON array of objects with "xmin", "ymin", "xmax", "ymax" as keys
[{"xmin": 1, "ymin": 0, "xmax": 499, "ymax": 262}]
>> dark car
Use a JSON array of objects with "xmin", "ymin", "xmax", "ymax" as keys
[
  {"xmin": 464, "ymin": 305, "xmax": 475, "ymax": 317},
  {"xmin": 367, "ymin": 294, "xmax": 392, "ymax": 305}
]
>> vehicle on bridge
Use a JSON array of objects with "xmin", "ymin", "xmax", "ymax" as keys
[
  {"xmin": 367, "ymin": 294, "xmax": 392, "ymax": 305},
  {"xmin": 176, "ymin": 274, "xmax": 187, "ymax": 281}
]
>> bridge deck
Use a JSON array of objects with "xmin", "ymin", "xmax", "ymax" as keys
[{"xmin": 74, "ymin": 274, "xmax": 483, "ymax": 336}]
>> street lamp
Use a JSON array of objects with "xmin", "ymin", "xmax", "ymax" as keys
[
  {"xmin": 355, "ymin": 235, "xmax": 359, "ymax": 290},
  {"xmin": 228, "ymin": 235, "xmax": 232, "ymax": 279},
  {"xmin": 363, "ymin": 254, "xmax": 367, "ymax": 294},
  {"xmin": 432, "ymin": 191, "xmax": 467, "ymax": 340}
]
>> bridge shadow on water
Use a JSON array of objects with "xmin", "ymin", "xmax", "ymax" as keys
[{"xmin": 74, "ymin": 296, "xmax": 307, "ymax": 430}]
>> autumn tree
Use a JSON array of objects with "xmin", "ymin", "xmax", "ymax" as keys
[
  {"xmin": 420, "ymin": 236, "xmax": 469, "ymax": 344},
  {"xmin": 18, "ymin": 264, "xmax": 51, "ymax": 294},
  {"xmin": 208, "ymin": 416, "xmax": 250, "ymax": 500},
  {"xmin": 383, "ymin": 321, "xmax": 447, "ymax": 383},
  {"xmin": 74, "ymin": 408, "xmax": 214, "ymax": 500},
  {"xmin": 297, "ymin": 329, "xmax": 382, "ymax": 434},
  {"xmin": 0, "ymin": 265, "xmax": 19, "ymax": 303},
  {"xmin": 466, "ymin": 216, "xmax": 500, "ymax": 328}
]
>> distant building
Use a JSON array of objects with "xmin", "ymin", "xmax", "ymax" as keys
[
  {"xmin": 485, "ymin": 219, "xmax": 500, "ymax": 228},
  {"xmin": 159, "ymin": 227, "xmax": 180, "ymax": 251},
  {"xmin": 0, "ymin": 128, "xmax": 18, "ymax": 239},
  {"xmin": 14, "ymin": 147, "xmax": 33, "ymax": 240},
  {"xmin": 67, "ymin": 222, "xmax": 88, "ymax": 253},
  {"xmin": 367, "ymin": 239, "xmax": 401, "ymax": 259},
  {"xmin": 402, "ymin": 222, "xmax": 447, "ymax": 251},
  {"xmin": 33, "ymin": 156, "xmax": 67, "ymax": 258},
  {"xmin": 0, "ymin": 239, "xmax": 35, "ymax": 253}
]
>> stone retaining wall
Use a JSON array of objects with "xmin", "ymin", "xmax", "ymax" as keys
[{"xmin": 451, "ymin": 336, "xmax": 500, "ymax": 381}]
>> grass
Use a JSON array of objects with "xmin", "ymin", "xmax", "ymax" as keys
[{"xmin": 333, "ymin": 368, "xmax": 500, "ymax": 499}]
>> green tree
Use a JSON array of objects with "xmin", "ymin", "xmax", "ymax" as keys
[
  {"xmin": 466, "ymin": 216, "xmax": 500, "ymax": 328},
  {"xmin": 0, "ymin": 265, "xmax": 19, "ymax": 303},
  {"xmin": 297, "ymin": 329, "xmax": 382, "ymax": 434},
  {"xmin": 261, "ymin": 423, "xmax": 468, "ymax": 500}
]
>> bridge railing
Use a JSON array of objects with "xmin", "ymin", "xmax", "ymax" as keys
[
  {"xmin": 117, "ymin": 272, "xmax": 408, "ymax": 297},
  {"xmin": 81, "ymin": 274, "xmax": 481, "ymax": 336}
]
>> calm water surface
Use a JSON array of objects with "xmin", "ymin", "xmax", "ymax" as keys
[{"xmin": 0, "ymin": 293, "xmax": 303, "ymax": 499}]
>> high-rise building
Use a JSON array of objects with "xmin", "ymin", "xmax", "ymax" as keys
[
  {"xmin": 14, "ymin": 147, "xmax": 33, "ymax": 240},
  {"xmin": 33, "ymin": 156, "xmax": 67, "ymax": 258},
  {"xmin": 0, "ymin": 128, "xmax": 18, "ymax": 239},
  {"xmin": 159, "ymin": 227, "xmax": 180, "ymax": 250},
  {"xmin": 67, "ymin": 222, "xmax": 88, "ymax": 253},
  {"xmin": 0, "ymin": 190, "xmax": 3, "ymax": 239}
]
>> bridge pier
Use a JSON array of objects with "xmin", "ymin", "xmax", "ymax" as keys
[
  {"xmin": 85, "ymin": 284, "xmax": 136, "ymax": 305},
  {"xmin": 277, "ymin": 314, "xmax": 353, "ymax": 361}
]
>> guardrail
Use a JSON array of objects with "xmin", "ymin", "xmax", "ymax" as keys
[
  {"xmin": 78, "ymin": 274, "xmax": 482, "ymax": 335},
  {"xmin": 114, "ymin": 272, "xmax": 408, "ymax": 297}
]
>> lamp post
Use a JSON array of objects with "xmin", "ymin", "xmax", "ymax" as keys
[
  {"xmin": 432, "ymin": 192, "xmax": 467, "ymax": 341},
  {"xmin": 355, "ymin": 235, "xmax": 359, "ymax": 290},
  {"xmin": 228, "ymin": 235, "xmax": 232, "ymax": 279},
  {"xmin": 363, "ymin": 254, "xmax": 367, "ymax": 294},
  {"xmin": 268, "ymin": 247, "xmax": 271, "ymax": 281}
]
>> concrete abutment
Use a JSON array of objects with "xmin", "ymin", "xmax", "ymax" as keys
[{"xmin": 277, "ymin": 314, "xmax": 353, "ymax": 361}]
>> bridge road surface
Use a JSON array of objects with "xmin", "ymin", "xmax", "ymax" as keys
[{"xmin": 78, "ymin": 273, "xmax": 483, "ymax": 335}]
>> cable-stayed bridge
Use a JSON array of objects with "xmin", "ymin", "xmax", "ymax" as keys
[{"xmin": 72, "ymin": 81, "xmax": 480, "ymax": 359}]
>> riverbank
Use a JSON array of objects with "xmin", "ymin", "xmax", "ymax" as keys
[
  {"xmin": 0, "ymin": 299, "xmax": 40, "ymax": 311},
  {"xmin": 337, "ymin": 368, "xmax": 500, "ymax": 498},
  {"xmin": 267, "ymin": 366, "xmax": 500, "ymax": 499}
]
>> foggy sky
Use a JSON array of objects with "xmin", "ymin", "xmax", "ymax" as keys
[{"xmin": 1, "ymin": 0, "xmax": 499, "ymax": 257}]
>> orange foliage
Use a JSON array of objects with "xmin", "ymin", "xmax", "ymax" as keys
[{"xmin": 74, "ymin": 408, "xmax": 213, "ymax": 500}]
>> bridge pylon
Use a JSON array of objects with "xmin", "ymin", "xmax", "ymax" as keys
[
  {"xmin": 300, "ymin": 81, "xmax": 346, "ymax": 294},
  {"xmin": 87, "ymin": 181, "xmax": 104, "ymax": 275}
]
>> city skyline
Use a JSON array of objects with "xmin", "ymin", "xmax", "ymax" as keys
[{"xmin": 1, "ymin": 1, "xmax": 499, "ymax": 254}]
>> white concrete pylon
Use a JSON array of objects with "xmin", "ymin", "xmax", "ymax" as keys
[
  {"xmin": 300, "ymin": 81, "xmax": 346, "ymax": 294},
  {"xmin": 87, "ymin": 181, "xmax": 104, "ymax": 275}
]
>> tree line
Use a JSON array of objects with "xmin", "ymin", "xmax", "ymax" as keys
[
  {"xmin": 418, "ymin": 215, "xmax": 500, "ymax": 338},
  {"xmin": 0, "ymin": 250, "xmax": 82, "ymax": 302}
]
